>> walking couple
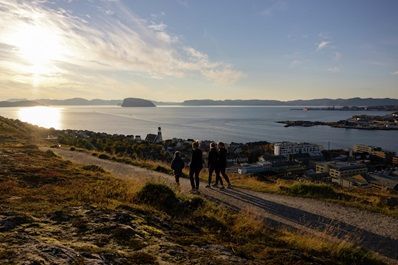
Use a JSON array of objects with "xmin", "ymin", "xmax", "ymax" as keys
[{"xmin": 171, "ymin": 141, "xmax": 232, "ymax": 194}]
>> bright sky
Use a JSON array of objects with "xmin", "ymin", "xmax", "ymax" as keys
[{"xmin": 0, "ymin": 0, "xmax": 397, "ymax": 101}]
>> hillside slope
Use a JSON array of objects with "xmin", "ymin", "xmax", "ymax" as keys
[{"xmin": 0, "ymin": 116, "xmax": 388, "ymax": 264}]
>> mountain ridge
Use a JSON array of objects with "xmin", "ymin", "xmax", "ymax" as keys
[{"xmin": 1, "ymin": 97, "xmax": 398, "ymax": 107}]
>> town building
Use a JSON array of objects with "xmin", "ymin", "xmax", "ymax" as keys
[
  {"xmin": 316, "ymin": 161, "xmax": 368, "ymax": 188},
  {"xmin": 353, "ymin": 144, "xmax": 395, "ymax": 162},
  {"xmin": 145, "ymin": 127, "xmax": 163, "ymax": 143},
  {"xmin": 331, "ymin": 175, "xmax": 368, "ymax": 188},
  {"xmin": 328, "ymin": 162, "xmax": 367, "ymax": 179},
  {"xmin": 353, "ymin": 144, "xmax": 378, "ymax": 154},
  {"xmin": 315, "ymin": 161, "xmax": 335, "ymax": 174},
  {"xmin": 393, "ymin": 156, "xmax": 398, "ymax": 166},
  {"xmin": 368, "ymin": 172, "xmax": 398, "ymax": 191},
  {"xmin": 238, "ymin": 161, "xmax": 272, "ymax": 174},
  {"xmin": 273, "ymin": 142, "xmax": 322, "ymax": 157}
]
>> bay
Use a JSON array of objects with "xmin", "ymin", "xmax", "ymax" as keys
[{"xmin": 0, "ymin": 105, "xmax": 396, "ymax": 152}]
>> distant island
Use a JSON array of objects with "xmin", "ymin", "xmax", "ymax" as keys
[
  {"xmin": 177, "ymin": 98, "xmax": 398, "ymax": 106},
  {"xmin": 278, "ymin": 112, "xmax": 398, "ymax": 130},
  {"xmin": 0, "ymin": 100, "xmax": 42, "ymax": 107},
  {"xmin": 36, "ymin": 98, "xmax": 123, "ymax": 106},
  {"xmin": 121, "ymin": 98, "xmax": 156, "ymax": 107}
]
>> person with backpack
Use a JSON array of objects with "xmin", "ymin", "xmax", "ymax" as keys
[
  {"xmin": 189, "ymin": 141, "xmax": 203, "ymax": 193},
  {"xmin": 171, "ymin": 151, "xmax": 184, "ymax": 185}
]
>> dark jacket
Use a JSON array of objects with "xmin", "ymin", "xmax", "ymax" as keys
[
  {"xmin": 218, "ymin": 148, "xmax": 228, "ymax": 168},
  {"xmin": 190, "ymin": 148, "xmax": 203, "ymax": 170},
  {"xmin": 207, "ymin": 147, "xmax": 218, "ymax": 168},
  {"xmin": 171, "ymin": 156, "xmax": 185, "ymax": 173}
]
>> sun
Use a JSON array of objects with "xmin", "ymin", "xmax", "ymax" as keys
[{"xmin": 7, "ymin": 23, "xmax": 64, "ymax": 81}]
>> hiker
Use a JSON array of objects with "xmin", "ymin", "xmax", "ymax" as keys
[
  {"xmin": 189, "ymin": 141, "xmax": 203, "ymax": 193},
  {"xmin": 206, "ymin": 142, "xmax": 219, "ymax": 188},
  {"xmin": 217, "ymin": 142, "xmax": 232, "ymax": 189},
  {"xmin": 171, "ymin": 151, "xmax": 184, "ymax": 185}
]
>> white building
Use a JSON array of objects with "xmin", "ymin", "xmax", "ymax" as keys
[{"xmin": 274, "ymin": 142, "xmax": 322, "ymax": 157}]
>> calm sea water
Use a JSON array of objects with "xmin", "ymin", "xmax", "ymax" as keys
[{"xmin": 0, "ymin": 106, "xmax": 396, "ymax": 152}]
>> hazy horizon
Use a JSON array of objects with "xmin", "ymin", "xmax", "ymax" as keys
[
  {"xmin": 3, "ymin": 96, "xmax": 398, "ymax": 103},
  {"xmin": 0, "ymin": 0, "xmax": 398, "ymax": 101}
]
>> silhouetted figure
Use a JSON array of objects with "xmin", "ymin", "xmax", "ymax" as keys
[
  {"xmin": 216, "ymin": 142, "xmax": 232, "ymax": 189},
  {"xmin": 171, "ymin": 151, "xmax": 184, "ymax": 185},
  {"xmin": 189, "ymin": 141, "xmax": 203, "ymax": 192},
  {"xmin": 206, "ymin": 142, "xmax": 219, "ymax": 188}
]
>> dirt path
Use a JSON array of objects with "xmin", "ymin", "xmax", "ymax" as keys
[{"xmin": 46, "ymin": 148, "xmax": 398, "ymax": 263}]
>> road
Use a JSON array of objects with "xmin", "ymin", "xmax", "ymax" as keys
[{"xmin": 46, "ymin": 148, "xmax": 398, "ymax": 264}]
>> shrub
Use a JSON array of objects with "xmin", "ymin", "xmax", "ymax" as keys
[
  {"xmin": 134, "ymin": 183, "xmax": 204, "ymax": 216},
  {"xmin": 134, "ymin": 183, "xmax": 179, "ymax": 213},
  {"xmin": 98, "ymin": 154, "xmax": 110, "ymax": 160},
  {"xmin": 81, "ymin": 165, "xmax": 105, "ymax": 173},
  {"xmin": 45, "ymin": 150, "xmax": 57, "ymax": 158},
  {"xmin": 154, "ymin": 165, "xmax": 172, "ymax": 174}
]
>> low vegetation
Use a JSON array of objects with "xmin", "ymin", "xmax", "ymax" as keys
[
  {"xmin": 62, "ymin": 144, "xmax": 398, "ymax": 218},
  {"xmin": 0, "ymin": 115, "xmax": 385, "ymax": 264}
]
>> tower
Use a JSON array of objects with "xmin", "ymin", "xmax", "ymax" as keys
[{"xmin": 156, "ymin": 127, "xmax": 162, "ymax": 143}]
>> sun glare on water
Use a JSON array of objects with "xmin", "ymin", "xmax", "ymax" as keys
[{"xmin": 18, "ymin": 107, "xmax": 62, "ymax": 129}]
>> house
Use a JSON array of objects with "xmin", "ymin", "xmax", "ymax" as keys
[{"xmin": 145, "ymin": 127, "xmax": 163, "ymax": 143}]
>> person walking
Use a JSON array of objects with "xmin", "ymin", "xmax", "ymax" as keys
[
  {"xmin": 189, "ymin": 141, "xmax": 203, "ymax": 193},
  {"xmin": 206, "ymin": 142, "xmax": 219, "ymax": 188},
  {"xmin": 217, "ymin": 142, "xmax": 232, "ymax": 189},
  {"xmin": 171, "ymin": 151, "xmax": 184, "ymax": 186}
]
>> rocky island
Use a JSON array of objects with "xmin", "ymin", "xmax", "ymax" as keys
[
  {"xmin": 121, "ymin": 98, "xmax": 156, "ymax": 107},
  {"xmin": 278, "ymin": 112, "xmax": 398, "ymax": 130}
]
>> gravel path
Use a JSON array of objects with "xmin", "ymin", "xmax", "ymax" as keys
[{"xmin": 46, "ymin": 148, "xmax": 398, "ymax": 263}]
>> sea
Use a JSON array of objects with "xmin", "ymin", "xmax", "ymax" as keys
[{"xmin": 0, "ymin": 105, "xmax": 397, "ymax": 152}]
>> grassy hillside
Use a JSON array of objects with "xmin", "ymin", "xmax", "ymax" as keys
[{"xmin": 0, "ymin": 116, "xmax": 386, "ymax": 264}]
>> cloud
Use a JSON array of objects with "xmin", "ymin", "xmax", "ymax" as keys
[
  {"xmin": 260, "ymin": 0, "xmax": 287, "ymax": 16},
  {"xmin": 392, "ymin": 70, "xmax": 398, "ymax": 75},
  {"xmin": 317, "ymin": 40, "xmax": 330, "ymax": 51},
  {"xmin": 289, "ymin": 59, "xmax": 302, "ymax": 68},
  {"xmin": 0, "ymin": 0, "xmax": 243, "ymax": 94},
  {"xmin": 327, "ymin": 66, "xmax": 340, "ymax": 73},
  {"xmin": 334, "ymin": 52, "xmax": 342, "ymax": 61}
]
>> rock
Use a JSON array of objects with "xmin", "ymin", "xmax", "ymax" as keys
[
  {"xmin": 0, "ymin": 214, "xmax": 34, "ymax": 232},
  {"xmin": 48, "ymin": 211, "xmax": 73, "ymax": 223}
]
